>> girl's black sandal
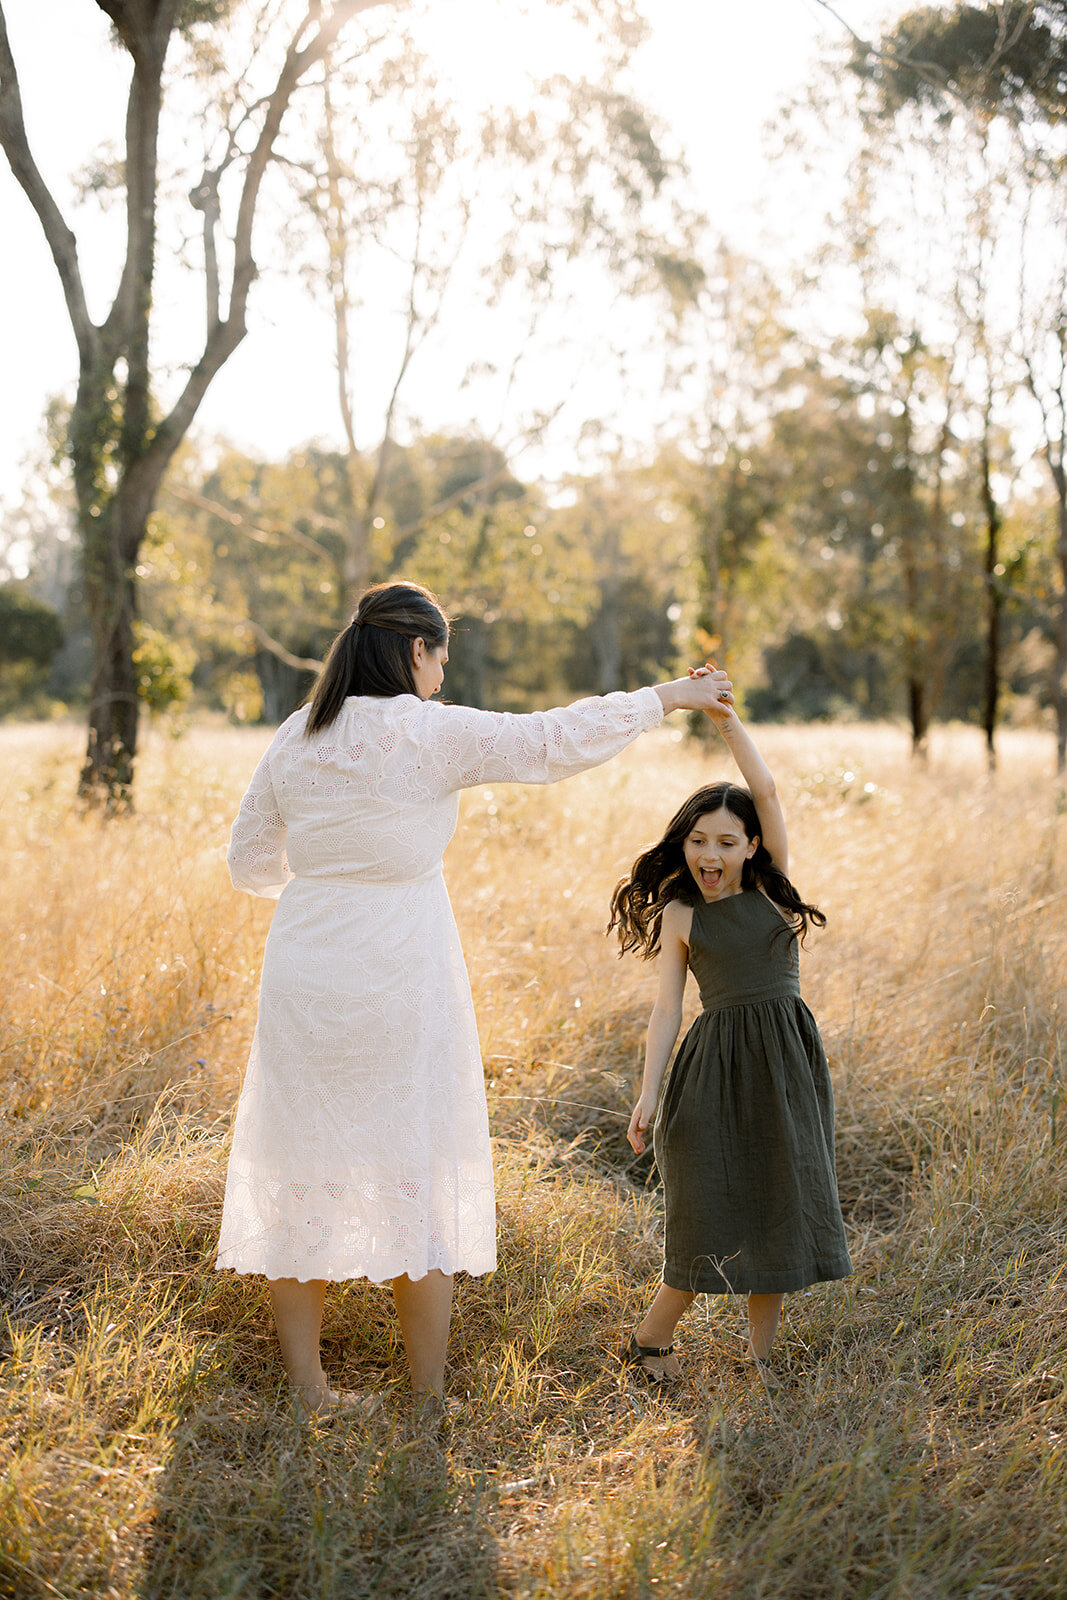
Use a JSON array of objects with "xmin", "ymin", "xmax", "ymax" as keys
[{"xmin": 618, "ymin": 1331, "xmax": 682, "ymax": 1384}]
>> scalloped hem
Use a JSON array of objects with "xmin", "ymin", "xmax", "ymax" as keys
[{"xmin": 214, "ymin": 1252, "xmax": 497, "ymax": 1285}]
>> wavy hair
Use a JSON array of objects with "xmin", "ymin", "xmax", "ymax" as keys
[
  {"xmin": 607, "ymin": 782, "xmax": 826, "ymax": 958},
  {"xmin": 305, "ymin": 581, "xmax": 448, "ymax": 735}
]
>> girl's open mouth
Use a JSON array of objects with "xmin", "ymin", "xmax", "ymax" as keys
[{"xmin": 701, "ymin": 867, "xmax": 722, "ymax": 887}]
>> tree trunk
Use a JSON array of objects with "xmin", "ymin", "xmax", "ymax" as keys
[
  {"xmin": 1054, "ymin": 464, "xmax": 1067, "ymax": 774},
  {"xmin": 594, "ymin": 515, "xmax": 623, "ymax": 692},
  {"xmin": 980, "ymin": 424, "xmax": 1002, "ymax": 771},
  {"xmin": 897, "ymin": 402, "xmax": 929, "ymax": 759},
  {"xmin": 463, "ymin": 613, "xmax": 488, "ymax": 709},
  {"xmin": 343, "ymin": 510, "xmax": 373, "ymax": 617},
  {"xmin": 594, "ymin": 586, "xmax": 623, "ymax": 693},
  {"xmin": 255, "ymin": 646, "xmax": 308, "ymax": 723},
  {"xmin": 901, "ymin": 524, "xmax": 928, "ymax": 757},
  {"xmin": 80, "ymin": 522, "xmax": 139, "ymax": 805},
  {"xmin": 696, "ymin": 511, "xmax": 723, "ymax": 674},
  {"xmin": 76, "ymin": 464, "xmax": 157, "ymax": 804},
  {"xmin": 908, "ymin": 676, "xmax": 929, "ymax": 759}
]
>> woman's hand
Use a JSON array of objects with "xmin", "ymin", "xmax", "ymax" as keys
[
  {"xmin": 654, "ymin": 665, "xmax": 733, "ymax": 717},
  {"xmin": 627, "ymin": 1093, "xmax": 658, "ymax": 1154}
]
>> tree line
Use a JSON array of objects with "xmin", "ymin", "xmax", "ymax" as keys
[{"xmin": 6, "ymin": 374, "xmax": 1056, "ymax": 744}]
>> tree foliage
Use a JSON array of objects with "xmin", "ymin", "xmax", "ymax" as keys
[
  {"xmin": 836, "ymin": 0, "xmax": 1067, "ymax": 765},
  {"xmin": 0, "ymin": 584, "xmax": 63, "ymax": 668},
  {"xmin": 855, "ymin": 2, "xmax": 1067, "ymax": 124}
]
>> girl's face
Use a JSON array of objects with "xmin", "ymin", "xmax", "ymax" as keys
[
  {"xmin": 411, "ymin": 637, "xmax": 448, "ymax": 699},
  {"xmin": 683, "ymin": 807, "xmax": 757, "ymax": 901}
]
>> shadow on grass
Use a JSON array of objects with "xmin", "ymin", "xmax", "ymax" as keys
[{"xmin": 141, "ymin": 1395, "xmax": 499, "ymax": 1600}]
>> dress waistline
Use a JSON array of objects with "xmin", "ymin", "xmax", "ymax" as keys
[
  {"xmin": 288, "ymin": 867, "xmax": 444, "ymax": 890},
  {"xmin": 695, "ymin": 984, "xmax": 802, "ymax": 1015}
]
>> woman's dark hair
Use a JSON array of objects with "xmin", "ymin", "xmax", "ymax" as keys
[
  {"xmin": 305, "ymin": 580, "xmax": 448, "ymax": 735},
  {"xmin": 607, "ymin": 782, "xmax": 826, "ymax": 958}
]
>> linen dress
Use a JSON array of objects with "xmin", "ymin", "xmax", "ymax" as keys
[
  {"xmin": 654, "ymin": 889, "xmax": 852, "ymax": 1296},
  {"xmin": 216, "ymin": 686, "xmax": 663, "ymax": 1285}
]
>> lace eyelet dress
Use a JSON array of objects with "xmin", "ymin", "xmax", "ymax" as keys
[{"xmin": 217, "ymin": 688, "xmax": 663, "ymax": 1285}]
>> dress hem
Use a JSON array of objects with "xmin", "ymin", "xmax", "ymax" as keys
[
  {"xmin": 663, "ymin": 1256, "xmax": 853, "ymax": 1296},
  {"xmin": 215, "ymin": 1254, "xmax": 497, "ymax": 1286}
]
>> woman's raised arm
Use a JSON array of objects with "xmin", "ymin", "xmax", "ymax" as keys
[{"xmin": 423, "ymin": 670, "xmax": 734, "ymax": 792}]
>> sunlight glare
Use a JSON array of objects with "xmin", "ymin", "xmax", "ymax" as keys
[{"xmin": 411, "ymin": 0, "xmax": 600, "ymax": 109}]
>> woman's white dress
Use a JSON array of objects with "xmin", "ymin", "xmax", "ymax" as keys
[{"xmin": 216, "ymin": 687, "xmax": 663, "ymax": 1284}]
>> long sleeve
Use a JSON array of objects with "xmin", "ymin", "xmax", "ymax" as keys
[
  {"xmin": 427, "ymin": 687, "xmax": 664, "ymax": 791},
  {"xmin": 227, "ymin": 743, "xmax": 292, "ymax": 899}
]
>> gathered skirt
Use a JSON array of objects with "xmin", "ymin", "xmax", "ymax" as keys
[
  {"xmin": 654, "ymin": 994, "xmax": 852, "ymax": 1295},
  {"xmin": 216, "ymin": 871, "xmax": 497, "ymax": 1283}
]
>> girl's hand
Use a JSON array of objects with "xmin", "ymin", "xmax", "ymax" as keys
[
  {"xmin": 627, "ymin": 1093, "xmax": 658, "ymax": 1154},
  {"xmin": 688, "ymin": 661, "xmax": 736, "ymax": 726}
]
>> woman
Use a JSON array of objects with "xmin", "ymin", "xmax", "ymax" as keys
[{"xmin": 218, "ymin": 580, "xmax": 733, "ymax": 1413}]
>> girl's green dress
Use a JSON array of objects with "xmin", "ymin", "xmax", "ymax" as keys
[{"xmin": 654, "ymin": 889, "xmax": 852, "ymax": 1296}]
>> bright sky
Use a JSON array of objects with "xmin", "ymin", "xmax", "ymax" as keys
[{"xmin": 0, "ymin": 0, "xmax": 894, "ymax": 502}]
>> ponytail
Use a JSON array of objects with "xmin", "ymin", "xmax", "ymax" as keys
[{"xmin": 305, "ymin": 581, "xmax": 448, "ymax": 735}]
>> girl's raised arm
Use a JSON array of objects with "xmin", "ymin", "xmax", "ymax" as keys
[{"xmin": 702, "ymin": 695, "xmax": 789, "ymax": 873}]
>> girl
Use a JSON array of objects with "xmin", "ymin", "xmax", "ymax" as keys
[
  {"xmin": 608, "ymin": 680, "xmax": 851, "ymax": 1383},
  {"xmin": 219, "ymin": 582, "xmax": 735, "ymax": 1415}
]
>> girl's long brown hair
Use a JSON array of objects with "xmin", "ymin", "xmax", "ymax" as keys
[
  {"xmin": 305, "ymin": 581, "xmax": 448, "ymax": 735},
  {"xmin": 608, "ymin": 782, "xmax": 826, "ymax": 958}
]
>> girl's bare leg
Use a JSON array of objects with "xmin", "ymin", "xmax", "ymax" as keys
[
  {"xmin": 269, "ymin": 1277, "xmax": 330, "ymax": 1403},
  {"xmin": 747, "ymin": 1293, "xmax": 785, "ymax": 1361},
  {"xmin": 392, "ymin": 1270, "xmax": 454, "ymax": 1397},
  {"xmin": 629, "ymin": 1285, "xmax": 694, "ymax": 1378},
  {"xmin": 636, "ymin": 1284, "xmax": 694, "ymax": 1348}
]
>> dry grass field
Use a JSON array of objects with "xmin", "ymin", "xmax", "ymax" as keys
[{"xmin": 1, "ymin": 715, "xmax": 1065, "ymax": 1599}]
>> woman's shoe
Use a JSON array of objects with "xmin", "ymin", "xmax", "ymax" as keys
[{"xmin": 618, "ymin": 1331, "xmax": 683, "ymax": 1385}]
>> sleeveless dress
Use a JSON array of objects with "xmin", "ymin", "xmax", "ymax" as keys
[
  {"xmin": 653, "ymin": 889, "xmax": 852, "ymax": 1296},
  {"xmin": 216, "ymin": 687, "xmax": 663, "ymax": 1285}
]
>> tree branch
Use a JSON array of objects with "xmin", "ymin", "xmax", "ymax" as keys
[
  {"xmin": 99, "ymin": 0, "xmax": 178, "ymax": 361},
  {"xmin": 163, "ymin": 484, "xmax": 338, "ymax": 564},
  {"xmin": 320, "ymin": 65, "xmax": 360, "ymax": 463},
  {"xmin": 365, "ymin": 183, "xmax": 469, "ymax": 520},
  {"xmin": 809, "ymin": 0, "xmax": 971, "ymax": 107},
  {"xmin": 228, "ymin": 0, "xmax": 390, "ymax": 338},
  {"xmin": 192, "ymin": 168, "xmax": 223, "ymax": 332},
  {"xmin": 0, "ymin": 3, "xmax": 97, "ymax": 365},
  {"xmin": 235, "ymin": 615, "xmax": 323, "ymax": 672},
  {"xmin": 987, "ymin": 3, "xmax": 1038, "ymax": 75},
  {"xmin": 391, "ymin": 463, "xmax": 515, "ymax": 545},
  {"xmin": 147, "ymin": 0, "xmax": 394, "ymax": 477}
]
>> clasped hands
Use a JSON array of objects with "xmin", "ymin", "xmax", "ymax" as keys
[{"xmin": 681, "ymin": 660, "xmax": 734, "ymax": 721}]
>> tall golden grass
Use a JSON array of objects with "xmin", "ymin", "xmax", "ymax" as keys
[{"xmin": 1, "ymin": 717, "xmax": 1065, "ymax": 1599}]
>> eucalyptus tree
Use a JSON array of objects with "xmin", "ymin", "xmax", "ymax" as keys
[
  {"xmin": 846, "ymin": 1, "xmax": 1067, "ymax": 765},
  {"xmin": 660, "ymin": 245, "xmax": 801, "ymax": 697},
  {"xmin": 544, "ymin": 461, "xmax": 690, "ymax": 696},
  {"xmin": 0, "ymin": 0, "xmax": 389, "ymax": 804},
  {"xmin": 278, "ymin": 4, "xmax": 702, "ymax": 623}
]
